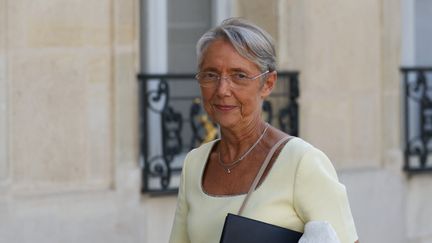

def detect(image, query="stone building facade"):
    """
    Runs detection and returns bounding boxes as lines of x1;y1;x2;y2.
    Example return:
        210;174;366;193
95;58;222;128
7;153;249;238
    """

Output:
0;0;431;242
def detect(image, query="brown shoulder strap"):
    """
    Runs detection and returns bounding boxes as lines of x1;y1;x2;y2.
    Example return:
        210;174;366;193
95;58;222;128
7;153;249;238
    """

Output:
238;136;292;215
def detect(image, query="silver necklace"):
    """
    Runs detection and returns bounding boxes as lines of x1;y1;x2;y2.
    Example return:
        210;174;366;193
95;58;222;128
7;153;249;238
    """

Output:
218;123;270;174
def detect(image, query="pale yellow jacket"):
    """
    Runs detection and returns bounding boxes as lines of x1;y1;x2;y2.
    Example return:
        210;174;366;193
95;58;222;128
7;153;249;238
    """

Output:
169;137;358;243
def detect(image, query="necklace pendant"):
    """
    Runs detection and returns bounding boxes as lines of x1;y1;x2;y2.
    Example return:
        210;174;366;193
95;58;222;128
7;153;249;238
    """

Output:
227;169;231;174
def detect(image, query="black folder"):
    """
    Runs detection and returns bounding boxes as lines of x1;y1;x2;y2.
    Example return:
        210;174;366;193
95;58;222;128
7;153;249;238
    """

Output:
219;213;303;243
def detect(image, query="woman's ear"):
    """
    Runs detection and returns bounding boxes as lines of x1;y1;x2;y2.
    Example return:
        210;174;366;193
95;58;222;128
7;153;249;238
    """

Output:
260;71;277;98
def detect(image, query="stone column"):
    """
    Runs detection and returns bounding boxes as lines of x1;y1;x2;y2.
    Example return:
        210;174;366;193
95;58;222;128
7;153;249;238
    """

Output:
112;0;141;189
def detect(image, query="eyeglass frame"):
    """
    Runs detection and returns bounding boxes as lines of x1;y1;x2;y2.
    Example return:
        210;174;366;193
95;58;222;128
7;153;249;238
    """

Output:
195;70;270;88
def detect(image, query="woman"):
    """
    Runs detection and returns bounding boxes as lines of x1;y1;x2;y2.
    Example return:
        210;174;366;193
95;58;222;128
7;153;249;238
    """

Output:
169;18;358;243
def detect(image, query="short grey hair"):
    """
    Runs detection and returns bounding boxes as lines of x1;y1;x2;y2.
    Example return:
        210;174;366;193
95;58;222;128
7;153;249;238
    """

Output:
196;18;276;72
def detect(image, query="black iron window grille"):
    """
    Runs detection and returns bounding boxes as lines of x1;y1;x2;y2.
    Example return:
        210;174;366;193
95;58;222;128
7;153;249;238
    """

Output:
401;66;432;172
137;71;300;195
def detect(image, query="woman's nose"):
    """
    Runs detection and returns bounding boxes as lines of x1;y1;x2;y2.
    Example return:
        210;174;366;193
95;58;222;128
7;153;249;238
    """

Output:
216;76;232;96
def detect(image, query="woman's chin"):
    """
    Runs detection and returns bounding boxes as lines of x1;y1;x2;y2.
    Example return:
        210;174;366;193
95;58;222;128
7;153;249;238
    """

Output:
213;118;238;129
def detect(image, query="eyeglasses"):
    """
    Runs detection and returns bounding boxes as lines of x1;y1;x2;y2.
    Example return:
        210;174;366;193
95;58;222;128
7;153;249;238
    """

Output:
195;70;269;88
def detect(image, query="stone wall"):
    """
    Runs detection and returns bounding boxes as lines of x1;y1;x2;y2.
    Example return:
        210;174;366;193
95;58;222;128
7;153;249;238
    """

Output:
0;0;156;242
7;0;113;192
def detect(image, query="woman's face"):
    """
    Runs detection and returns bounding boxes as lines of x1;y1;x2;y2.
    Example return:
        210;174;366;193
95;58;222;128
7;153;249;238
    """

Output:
198;39;275;129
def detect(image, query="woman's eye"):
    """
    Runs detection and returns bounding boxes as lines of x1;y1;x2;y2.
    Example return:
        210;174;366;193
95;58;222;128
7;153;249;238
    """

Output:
232;73;248;80
204;72;218;79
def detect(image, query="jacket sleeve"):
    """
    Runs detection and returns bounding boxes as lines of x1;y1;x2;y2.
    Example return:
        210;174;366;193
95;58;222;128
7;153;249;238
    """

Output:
293;147;358;243
169;153;191;243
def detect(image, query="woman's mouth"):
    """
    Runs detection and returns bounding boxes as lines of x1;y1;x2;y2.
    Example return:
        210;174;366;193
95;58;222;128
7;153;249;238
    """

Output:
214;104;237;111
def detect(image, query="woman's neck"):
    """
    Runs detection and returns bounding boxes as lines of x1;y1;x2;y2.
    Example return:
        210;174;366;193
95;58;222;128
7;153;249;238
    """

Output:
218;120;268;162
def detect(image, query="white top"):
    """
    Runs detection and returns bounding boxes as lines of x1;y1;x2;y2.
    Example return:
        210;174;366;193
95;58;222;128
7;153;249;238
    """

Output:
169;137;358;243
